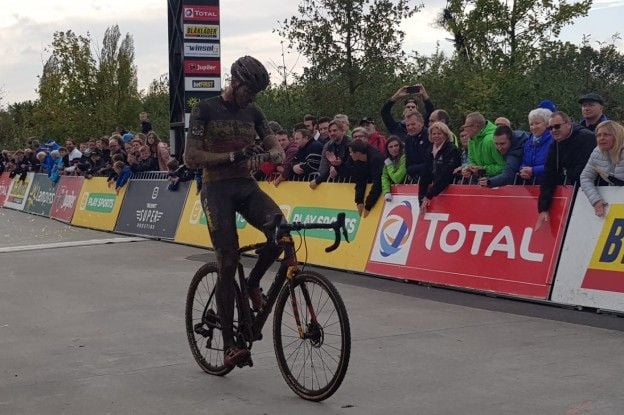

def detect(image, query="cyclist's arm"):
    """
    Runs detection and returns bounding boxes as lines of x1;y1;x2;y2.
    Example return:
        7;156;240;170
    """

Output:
184;104;231;169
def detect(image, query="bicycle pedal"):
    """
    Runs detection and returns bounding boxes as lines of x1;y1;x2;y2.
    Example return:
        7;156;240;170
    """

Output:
194;323;211;338
237;356;253;368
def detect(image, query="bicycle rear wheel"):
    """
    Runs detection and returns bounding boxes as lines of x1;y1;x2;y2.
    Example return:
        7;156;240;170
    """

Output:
273;271;351;401
185;262;242;376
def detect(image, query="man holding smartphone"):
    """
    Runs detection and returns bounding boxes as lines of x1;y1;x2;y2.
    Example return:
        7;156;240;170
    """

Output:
381;84;435;141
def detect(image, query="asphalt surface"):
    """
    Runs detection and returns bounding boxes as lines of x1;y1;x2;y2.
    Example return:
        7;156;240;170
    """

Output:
1;208;623;414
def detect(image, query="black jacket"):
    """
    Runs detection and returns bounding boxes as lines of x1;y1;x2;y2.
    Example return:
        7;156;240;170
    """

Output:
538;124;596;212
293;139;324;176
419;141;461;200
351;145;384;211
405;130;431;180
380;98;434;141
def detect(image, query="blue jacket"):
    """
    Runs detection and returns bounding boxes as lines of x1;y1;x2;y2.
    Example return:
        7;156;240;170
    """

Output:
49;158;64;183
521;130;553;184
487;131;528;187
115;166;132;189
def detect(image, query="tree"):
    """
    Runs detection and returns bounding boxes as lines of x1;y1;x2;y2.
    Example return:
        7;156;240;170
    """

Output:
276;0;421;105
439;0;592;68
141;74;170;141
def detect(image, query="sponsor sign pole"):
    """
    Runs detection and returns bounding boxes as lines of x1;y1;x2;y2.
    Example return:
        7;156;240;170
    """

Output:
181;0;221;141
552;187;624;312
366;185;574;299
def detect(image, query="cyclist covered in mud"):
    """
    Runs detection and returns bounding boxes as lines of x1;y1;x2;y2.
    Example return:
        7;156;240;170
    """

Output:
184;56;285;368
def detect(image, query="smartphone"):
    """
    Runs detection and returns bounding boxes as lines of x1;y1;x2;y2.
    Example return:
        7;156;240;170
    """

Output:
405;85;421;93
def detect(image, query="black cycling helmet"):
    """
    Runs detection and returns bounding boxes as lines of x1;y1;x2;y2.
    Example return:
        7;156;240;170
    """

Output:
230;56;270;94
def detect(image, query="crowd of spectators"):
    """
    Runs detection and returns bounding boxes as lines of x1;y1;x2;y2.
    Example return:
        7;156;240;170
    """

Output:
2;90;623;221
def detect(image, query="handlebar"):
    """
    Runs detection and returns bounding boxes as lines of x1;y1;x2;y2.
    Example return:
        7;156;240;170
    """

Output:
265;213;350;253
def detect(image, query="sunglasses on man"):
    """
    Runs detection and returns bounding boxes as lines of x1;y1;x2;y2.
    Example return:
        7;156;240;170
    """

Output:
547;123;566;131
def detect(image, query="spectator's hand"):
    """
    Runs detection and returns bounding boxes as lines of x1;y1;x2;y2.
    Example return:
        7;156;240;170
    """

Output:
330;157;342;167
276;165;284;173
356;203;364;217
469;165;483;174
273;175;284;187
243;144;265;157
384;193;393;202
420;197;430;214
478;177;489;187
107;180;114;189
115;188;120;195
362;209;370;218
309;180;318;190
453;166;463;175
535;211;550;230
329;166;338;179
325;151;336;163
519;166;533;180
415;84;430;101
391;86;410;102
461;167;472;178
593;201;608;218
292;164;304;175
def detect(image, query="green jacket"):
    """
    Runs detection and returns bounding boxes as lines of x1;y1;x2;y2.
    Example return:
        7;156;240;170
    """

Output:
381;154;407;194
467;121;505;176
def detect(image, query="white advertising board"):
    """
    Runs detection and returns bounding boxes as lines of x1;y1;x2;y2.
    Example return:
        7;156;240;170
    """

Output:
551;187;624;312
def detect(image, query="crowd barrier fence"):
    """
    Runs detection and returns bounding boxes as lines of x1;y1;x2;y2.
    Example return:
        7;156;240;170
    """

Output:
1;171;622;314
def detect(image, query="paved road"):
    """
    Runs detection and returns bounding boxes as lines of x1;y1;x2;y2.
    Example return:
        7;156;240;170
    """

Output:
1;208;623;414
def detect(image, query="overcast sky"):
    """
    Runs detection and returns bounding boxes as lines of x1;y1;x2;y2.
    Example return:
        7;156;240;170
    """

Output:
1;0;622;106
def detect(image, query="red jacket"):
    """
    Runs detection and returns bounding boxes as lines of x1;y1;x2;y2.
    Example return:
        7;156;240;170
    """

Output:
369;132;387;156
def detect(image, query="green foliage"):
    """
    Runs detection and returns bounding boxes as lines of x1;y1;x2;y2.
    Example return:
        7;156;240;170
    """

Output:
141;74;170;142
439;0;592;68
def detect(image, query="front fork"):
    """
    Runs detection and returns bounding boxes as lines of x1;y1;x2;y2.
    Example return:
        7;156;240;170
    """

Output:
283;240;319;339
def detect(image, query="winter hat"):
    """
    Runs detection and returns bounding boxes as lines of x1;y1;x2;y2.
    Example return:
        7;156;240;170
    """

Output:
537;100;557;113
122;133;134;143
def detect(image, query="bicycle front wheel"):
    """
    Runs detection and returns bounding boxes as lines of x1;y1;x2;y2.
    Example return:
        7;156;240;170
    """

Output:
273;271;351;401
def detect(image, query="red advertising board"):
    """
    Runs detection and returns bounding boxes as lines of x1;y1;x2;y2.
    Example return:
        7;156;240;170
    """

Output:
184;59;220;76
50;176;84;222
183;5;219;22
0;172;11;207
366;185;574;299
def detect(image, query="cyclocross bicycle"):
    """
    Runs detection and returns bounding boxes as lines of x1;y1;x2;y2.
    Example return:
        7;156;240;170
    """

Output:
185;213;351;401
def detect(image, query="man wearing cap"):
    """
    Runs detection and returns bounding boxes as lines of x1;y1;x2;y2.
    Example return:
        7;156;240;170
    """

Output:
359;117;387;155
579;93;607;132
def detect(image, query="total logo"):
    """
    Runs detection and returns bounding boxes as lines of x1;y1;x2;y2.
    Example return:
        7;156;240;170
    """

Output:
183;6;219;22
369;196;419;265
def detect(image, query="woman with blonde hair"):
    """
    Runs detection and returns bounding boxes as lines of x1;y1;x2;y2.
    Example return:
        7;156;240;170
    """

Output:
580;120;624;217
419;122;461;213
146;131;171;171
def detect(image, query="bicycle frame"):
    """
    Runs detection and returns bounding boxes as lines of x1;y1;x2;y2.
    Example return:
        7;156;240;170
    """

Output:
235;232;302;345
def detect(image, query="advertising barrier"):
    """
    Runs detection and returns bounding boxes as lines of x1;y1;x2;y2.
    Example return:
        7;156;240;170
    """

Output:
366;185;574;299
23;173;57;217
115;179;190;239
0;172;12;207
175;181;383;272
551;187;624;312
3;173;35;210
50;176;84;222
71;177;127;231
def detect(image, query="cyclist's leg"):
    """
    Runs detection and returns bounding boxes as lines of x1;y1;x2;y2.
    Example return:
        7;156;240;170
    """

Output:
237;179;283;289
201;184;239;349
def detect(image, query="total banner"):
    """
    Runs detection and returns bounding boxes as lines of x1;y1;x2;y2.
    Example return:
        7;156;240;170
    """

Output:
3;173;35;210
115;179;190;239
23;173;57;216
366;185;574;299
71;177;127;231
0;172;12;207
175;181;382;272
50;176;84;222
551;187;624;312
